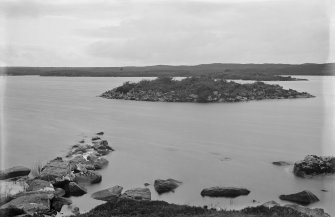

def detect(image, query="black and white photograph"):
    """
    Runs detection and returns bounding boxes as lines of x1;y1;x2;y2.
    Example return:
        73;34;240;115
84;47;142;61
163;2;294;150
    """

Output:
0;0;334;216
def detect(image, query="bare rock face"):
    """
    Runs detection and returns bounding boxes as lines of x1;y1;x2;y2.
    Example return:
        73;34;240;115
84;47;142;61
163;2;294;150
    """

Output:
293;155;335;177
120;188;151;201
200;187;250;198
0;166;31;180
279;190;319;205
91;185;123;202
154;179;182;194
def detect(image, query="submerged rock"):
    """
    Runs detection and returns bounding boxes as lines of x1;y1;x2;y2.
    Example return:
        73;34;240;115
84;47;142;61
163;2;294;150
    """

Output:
91;186;123;202
201;187;250;198
120;188;151;201
293;155;335;177
0;166;31;180
154;179;182;194
279;190;319;205
272;161;292;166
96;132;104;135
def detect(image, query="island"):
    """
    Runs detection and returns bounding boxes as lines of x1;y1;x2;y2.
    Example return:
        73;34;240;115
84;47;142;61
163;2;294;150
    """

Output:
100;76;314;103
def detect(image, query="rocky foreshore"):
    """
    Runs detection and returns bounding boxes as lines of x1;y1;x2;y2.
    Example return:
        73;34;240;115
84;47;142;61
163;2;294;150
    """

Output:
1;134;333;217
100;77;314;103
0;132;114;217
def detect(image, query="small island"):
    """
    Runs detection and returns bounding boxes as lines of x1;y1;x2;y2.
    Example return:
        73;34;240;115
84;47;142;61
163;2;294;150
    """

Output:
100;76;314;103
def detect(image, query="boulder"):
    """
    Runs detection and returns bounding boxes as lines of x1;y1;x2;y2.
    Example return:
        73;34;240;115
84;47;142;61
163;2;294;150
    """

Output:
0;192;51;215
262;201;280;208
284;204;331;217
96;132;104;135
272;161;291;166
91;186;123;202
39;157;71;183
201;187;250;198
73;171;102;184
27;179;54;192
154;179;182;194
51;197;72;212
279;190;319;205
120;188;151;201
0;166;31;180
68;182;87;196
92;140;113;156
293;155;335;177
92;137;101;141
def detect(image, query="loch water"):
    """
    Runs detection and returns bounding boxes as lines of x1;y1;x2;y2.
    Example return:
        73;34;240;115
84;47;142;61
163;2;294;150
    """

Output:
1;76;334;216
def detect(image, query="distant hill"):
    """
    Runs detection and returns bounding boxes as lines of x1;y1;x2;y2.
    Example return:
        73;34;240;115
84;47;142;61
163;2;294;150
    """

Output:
0;63;334;78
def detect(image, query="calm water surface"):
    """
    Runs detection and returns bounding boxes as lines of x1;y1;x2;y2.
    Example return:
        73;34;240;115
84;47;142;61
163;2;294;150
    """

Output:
0;76;334;216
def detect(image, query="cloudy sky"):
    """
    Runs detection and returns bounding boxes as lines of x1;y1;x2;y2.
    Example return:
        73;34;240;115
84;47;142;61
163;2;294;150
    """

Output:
0;0;334;66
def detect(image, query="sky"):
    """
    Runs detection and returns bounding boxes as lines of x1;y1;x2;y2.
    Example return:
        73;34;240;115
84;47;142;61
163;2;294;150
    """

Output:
0;0;334;66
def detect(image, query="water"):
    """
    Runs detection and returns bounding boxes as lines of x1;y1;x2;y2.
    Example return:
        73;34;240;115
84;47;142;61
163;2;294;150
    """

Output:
0;76;334;215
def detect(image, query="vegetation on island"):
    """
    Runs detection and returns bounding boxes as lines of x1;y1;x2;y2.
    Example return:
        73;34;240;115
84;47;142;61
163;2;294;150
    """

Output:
100;76;314;103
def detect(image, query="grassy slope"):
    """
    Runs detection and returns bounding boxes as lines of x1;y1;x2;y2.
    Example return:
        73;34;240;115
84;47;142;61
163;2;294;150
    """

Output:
75;199;309;217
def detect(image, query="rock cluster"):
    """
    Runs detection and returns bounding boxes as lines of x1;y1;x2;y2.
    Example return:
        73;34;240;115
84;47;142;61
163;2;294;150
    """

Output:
0;132;114;217
293;155;335;177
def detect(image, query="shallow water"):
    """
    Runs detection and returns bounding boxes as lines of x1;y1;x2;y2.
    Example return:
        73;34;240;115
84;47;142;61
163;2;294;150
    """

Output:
0;76;334;216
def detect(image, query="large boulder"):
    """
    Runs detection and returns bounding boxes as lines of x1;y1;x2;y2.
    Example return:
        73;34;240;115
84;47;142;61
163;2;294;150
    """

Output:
154;179;182;194
73;171;102;184
293;155;335;177
0;166;31;180
68;182;87;196
39;157;71;183
120;188;151;201
26;179;54;192
0;192;51;215
279;190;319;205
200;187;250;198
91;186;123;202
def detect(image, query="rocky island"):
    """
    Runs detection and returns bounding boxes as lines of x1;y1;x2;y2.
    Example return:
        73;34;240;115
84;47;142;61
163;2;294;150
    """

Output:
100;76;314;103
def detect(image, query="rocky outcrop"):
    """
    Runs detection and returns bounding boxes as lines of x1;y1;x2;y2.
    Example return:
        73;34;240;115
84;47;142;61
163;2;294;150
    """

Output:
272;161;292;166
91;186;123;202
0;166;31;180
279;190;319;205
101;77;315;103
154;179;182;194
120;188;151;201
200;187;250;198
293;155;335;177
